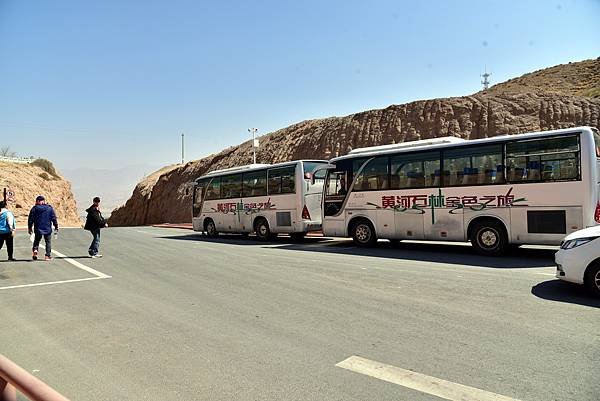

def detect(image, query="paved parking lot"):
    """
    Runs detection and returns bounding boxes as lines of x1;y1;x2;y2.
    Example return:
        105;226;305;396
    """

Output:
1;227;598;401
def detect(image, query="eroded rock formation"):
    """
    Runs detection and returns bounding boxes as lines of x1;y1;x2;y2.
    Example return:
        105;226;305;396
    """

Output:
0;162;81;228
109;59;600;226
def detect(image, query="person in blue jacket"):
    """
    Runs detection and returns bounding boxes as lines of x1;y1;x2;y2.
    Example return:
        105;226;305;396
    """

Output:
0;200;17;261
27;195;59;261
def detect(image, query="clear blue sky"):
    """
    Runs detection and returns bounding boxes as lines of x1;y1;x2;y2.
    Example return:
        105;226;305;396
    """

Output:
1;0;598;171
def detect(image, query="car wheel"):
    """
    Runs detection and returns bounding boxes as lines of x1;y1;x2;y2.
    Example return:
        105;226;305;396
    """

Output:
255;218;271;242
351;219;377;247
204;219;218;238
584;263;600;298
470;220;508;256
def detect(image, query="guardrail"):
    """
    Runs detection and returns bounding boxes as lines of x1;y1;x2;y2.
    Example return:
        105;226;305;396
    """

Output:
0;354;71;401
0;156;35;164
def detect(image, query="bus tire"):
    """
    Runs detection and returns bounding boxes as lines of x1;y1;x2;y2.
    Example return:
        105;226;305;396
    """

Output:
204;219;218;238
469;219;508;256
583;262;600;298
254;218;271;242
350;219;377;247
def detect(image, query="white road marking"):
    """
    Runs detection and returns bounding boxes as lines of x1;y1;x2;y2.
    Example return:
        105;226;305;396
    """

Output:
0;277;106;290
0;240;111;291
536;273;556;276
336;356;522;401
49;249;111;279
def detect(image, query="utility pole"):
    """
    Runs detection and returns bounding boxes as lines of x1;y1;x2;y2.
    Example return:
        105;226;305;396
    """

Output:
248;128;258;164
181;133;185;164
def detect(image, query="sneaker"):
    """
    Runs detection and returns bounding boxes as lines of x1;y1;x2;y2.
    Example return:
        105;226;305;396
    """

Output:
32;250;38;260
7;258;16;261
44;255;52;261
91;254;103;258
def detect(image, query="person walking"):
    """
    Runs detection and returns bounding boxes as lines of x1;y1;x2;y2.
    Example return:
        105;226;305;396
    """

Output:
84;197;107;258
27;195;59;261
0;200;17;261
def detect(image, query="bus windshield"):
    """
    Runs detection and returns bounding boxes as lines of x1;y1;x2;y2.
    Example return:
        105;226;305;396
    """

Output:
303;161;328;181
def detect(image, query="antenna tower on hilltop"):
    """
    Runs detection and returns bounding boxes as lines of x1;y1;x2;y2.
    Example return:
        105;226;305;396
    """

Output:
481;67;491;91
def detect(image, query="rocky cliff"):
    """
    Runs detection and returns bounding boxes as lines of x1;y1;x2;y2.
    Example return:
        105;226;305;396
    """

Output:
109;58;600;226
0;160;81;228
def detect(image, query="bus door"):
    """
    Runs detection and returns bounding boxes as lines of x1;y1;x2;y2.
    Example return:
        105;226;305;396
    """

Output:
192;180;207;231
302;161;328;225
323;166;351;237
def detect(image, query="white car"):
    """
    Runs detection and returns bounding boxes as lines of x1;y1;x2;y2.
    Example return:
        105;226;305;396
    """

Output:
555;225;600;297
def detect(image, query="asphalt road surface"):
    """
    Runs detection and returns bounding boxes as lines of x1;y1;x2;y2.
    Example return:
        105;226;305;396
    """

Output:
1;227;598;401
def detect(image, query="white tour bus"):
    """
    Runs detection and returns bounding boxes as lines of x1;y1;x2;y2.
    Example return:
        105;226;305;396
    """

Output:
321;126;600;255
192;160;328;240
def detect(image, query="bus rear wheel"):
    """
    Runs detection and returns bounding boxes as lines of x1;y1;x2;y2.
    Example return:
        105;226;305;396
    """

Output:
255;218;271;242
469;220;508;256
351;219;377;247
204;219;218;238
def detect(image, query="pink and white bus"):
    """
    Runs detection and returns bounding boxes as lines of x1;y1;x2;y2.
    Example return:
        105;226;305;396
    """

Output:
321;127;600;255
193;160;328;240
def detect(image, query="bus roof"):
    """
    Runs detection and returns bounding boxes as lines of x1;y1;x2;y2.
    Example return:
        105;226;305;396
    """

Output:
196;159;328;181
330;126;595;163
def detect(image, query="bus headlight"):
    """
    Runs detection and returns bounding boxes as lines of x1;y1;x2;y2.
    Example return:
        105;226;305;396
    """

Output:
560;236;599;250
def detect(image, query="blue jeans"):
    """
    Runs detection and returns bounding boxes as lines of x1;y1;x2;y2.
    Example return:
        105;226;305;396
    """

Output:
89;229;101;255
33;233;52;257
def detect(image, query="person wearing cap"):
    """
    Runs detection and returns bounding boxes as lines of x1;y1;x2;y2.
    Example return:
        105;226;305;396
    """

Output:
84;196;107;258
0;200;17;261
27;195;59;261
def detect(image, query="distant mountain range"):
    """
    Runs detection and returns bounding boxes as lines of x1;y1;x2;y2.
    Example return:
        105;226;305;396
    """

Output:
61;164;160;218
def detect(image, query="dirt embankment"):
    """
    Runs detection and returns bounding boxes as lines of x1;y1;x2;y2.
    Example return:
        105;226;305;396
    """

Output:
0;161;81;228
109;57;600;226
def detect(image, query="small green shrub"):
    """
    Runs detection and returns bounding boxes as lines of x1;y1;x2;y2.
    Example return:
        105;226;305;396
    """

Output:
38;172;50;180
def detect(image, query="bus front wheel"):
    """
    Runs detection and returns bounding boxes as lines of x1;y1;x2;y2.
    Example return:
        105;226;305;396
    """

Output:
470;220;508;256
351;219;377;247
255;218;271;242
205;219;218;238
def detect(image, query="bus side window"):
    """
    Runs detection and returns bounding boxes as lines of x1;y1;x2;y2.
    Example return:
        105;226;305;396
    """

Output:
268;166;296;195
507;136;579;183
242;170;267;197
205;178;221;200
443;145;502;186
391;151;440;189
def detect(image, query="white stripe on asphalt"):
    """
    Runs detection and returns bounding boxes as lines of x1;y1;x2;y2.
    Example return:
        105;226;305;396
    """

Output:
336;356;521;401
49;249;111;279
33;241;111;279
0;238;112;290
0;277;106;290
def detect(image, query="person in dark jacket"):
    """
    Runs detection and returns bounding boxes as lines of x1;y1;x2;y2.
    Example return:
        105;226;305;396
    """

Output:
28;195;59;261
84;197;107;258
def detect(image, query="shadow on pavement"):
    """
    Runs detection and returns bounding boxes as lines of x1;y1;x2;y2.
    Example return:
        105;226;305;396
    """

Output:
531;280;600;308
158;233;555;269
